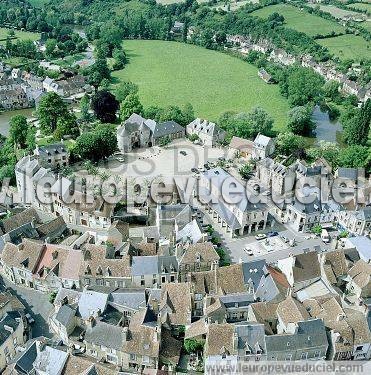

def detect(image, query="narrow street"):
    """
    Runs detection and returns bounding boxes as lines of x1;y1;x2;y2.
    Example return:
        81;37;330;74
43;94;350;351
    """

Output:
0;275;55;339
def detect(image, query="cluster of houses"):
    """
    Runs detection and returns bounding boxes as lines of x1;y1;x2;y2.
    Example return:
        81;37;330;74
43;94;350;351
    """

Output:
0;63;44;110
0;198;371;372
226;34;371;103
0;61;92;110
0;110;369;372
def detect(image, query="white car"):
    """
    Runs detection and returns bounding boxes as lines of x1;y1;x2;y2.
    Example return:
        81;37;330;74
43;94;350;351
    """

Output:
255;234;267;241
244;247;254;256
261;191;271;196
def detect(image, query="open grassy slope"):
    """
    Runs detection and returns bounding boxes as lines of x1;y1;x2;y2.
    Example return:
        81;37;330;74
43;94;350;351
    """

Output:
112;40;290;130
317;34;371;62
251;4;346;37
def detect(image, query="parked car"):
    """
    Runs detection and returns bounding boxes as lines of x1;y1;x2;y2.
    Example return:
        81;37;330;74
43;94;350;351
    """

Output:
25;313;35;324
191;168;198;173
281;235;289;243
180;150;187;156
204;163;210;170
262;191;271;196
267;231;279;237
244;246;254;256
255;234;267;240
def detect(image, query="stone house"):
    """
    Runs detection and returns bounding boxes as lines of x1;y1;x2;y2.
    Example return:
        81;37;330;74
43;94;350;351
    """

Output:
117;113;185;153
252;134;275;160
131;255;178;287
80;244;132;289
265;319;328;361
277;252;322;293
199;168;268;237
186;118;225;146
34;142;69;169
177;242;219;282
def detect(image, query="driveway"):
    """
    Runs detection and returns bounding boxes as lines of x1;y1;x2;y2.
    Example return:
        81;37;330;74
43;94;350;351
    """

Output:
0;276;55;338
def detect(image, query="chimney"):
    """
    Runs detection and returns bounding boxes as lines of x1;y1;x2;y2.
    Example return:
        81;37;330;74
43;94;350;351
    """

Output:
86;315;95;329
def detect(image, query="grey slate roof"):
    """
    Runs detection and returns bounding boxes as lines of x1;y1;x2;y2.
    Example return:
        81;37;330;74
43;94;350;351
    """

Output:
55;304;76;327
15;341;37;374
241;260;267;290
265;319;327;353
235;322;266;354
131;255;178;276
220;293;255;308
131;255;158;276
0;311;22;346
109;289;146;311
78;290;108;320
84;321;126;350
357;207;371;221
153;121;184;138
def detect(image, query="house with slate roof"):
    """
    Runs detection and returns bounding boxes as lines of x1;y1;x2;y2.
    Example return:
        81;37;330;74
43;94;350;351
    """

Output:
199;168;268;237
186;118;225;146
131;255;178;287
0;309;27;371
117;113;185;153
338;207;371;237
252;134;275;160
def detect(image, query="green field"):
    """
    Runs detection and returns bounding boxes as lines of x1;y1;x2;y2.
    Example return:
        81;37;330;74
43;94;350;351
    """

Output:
349;2;371;12
317;34;371;62
0;27;40;44
251;4;346;37
112;40;290;130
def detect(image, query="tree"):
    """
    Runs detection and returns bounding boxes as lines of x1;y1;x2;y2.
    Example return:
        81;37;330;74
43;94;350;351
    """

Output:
37;92;70;134
74;127;117;162
87;58;111;90
80;94;92;122
115;81;138;102
282;67;324;106
91;90;119;123
275;132;306;156
343;99;371;146
338;145;370;170
9;115;28;148
239;163;253;180
112;48;127;70
287;106;315;136
181;103;195;126
184;339;204;354
246;107;274;138
159;105;184;125
54;113;79;140
120;93;143;121
323;80;340;102
307;141;340;169
311;223;322;236
45;38;57;57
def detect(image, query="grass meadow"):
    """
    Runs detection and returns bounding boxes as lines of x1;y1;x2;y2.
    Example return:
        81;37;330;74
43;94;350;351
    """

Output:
112;40;290;130
317;34;371;62
251;4;346;37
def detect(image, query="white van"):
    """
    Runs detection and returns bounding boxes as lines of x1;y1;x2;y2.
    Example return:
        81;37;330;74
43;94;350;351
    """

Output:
321;229;330;243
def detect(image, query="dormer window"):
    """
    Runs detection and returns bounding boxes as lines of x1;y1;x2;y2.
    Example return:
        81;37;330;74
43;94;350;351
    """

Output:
96;266;103;275
106;267;112;276
85;265;91;275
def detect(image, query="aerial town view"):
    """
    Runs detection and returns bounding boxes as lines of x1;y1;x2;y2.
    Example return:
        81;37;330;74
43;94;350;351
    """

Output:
0;0;370;373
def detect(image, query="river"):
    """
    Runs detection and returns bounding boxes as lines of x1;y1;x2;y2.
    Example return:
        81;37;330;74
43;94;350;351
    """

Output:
312;105;343;144
0;108;35;137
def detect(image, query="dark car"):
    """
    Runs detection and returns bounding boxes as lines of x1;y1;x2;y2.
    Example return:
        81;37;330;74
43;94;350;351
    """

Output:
191;168;198;173
204;163;210;170
267;231;279;237
180;150;187;156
